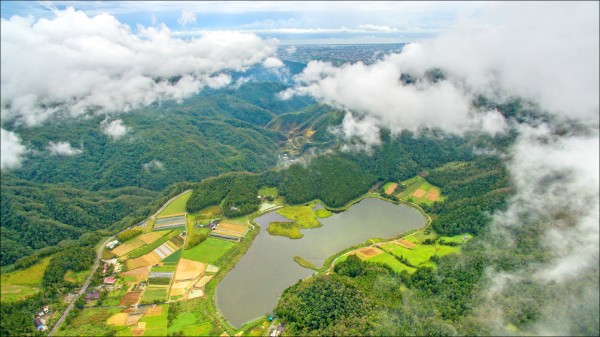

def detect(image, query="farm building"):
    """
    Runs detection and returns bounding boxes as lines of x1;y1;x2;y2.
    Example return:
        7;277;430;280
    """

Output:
104;277;117;285
106;240;119;249
85;292;100;303
269;323;285;337
33;318;47;332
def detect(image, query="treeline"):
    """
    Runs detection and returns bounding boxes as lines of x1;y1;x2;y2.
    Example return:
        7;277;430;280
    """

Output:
42;245;95;294
0;175;159;266
424;156;511;236
280;156;377;207
186;155;377;214
276;249;487;336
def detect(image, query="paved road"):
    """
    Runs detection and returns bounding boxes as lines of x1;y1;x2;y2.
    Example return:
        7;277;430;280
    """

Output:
48;235;115;336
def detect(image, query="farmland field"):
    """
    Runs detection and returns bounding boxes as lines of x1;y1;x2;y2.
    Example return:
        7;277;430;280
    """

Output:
212;221;248;238
162;249;182;263
1;256;51;302
59;307;122;336
181;238;235;265
381;243;437;268
397;176;445;206
383;182;398;195
139;304;169;336
363;252;416;274
141;288;169;304
167;299;216;336
158;190;192;217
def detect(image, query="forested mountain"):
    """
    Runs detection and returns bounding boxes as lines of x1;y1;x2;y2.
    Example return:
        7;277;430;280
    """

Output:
0;82;319;266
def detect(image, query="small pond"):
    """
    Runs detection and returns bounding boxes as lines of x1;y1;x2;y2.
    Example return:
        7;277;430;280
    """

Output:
216;197;426;328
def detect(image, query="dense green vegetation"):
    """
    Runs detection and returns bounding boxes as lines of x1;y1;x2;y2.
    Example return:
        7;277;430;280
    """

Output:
116;228;143;242
267;222;303;239
280;156;377;207
424;157;511;236
42;246;95;294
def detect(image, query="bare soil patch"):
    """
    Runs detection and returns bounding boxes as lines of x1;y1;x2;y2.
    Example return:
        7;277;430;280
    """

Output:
126;252;162;270
132;322;146;336
120;266;151;283
395;239;416;249
194;275;215;288
112;240;144;257
212;221;247;238
169;281;189;297
144;305;163;316
385;183;398;195
355;246;385;259
120;291;142;306
138;232;164;244
107;312;128;326
427;189;440;201
411;189;426;198
174;259;206;281
188;288;204;299
125;313;144;327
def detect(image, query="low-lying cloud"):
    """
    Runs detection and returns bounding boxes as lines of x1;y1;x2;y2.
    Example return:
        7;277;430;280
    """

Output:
102;119;130;140
142;159;165;172
282;2;598;142
46;141;83;156
282;2;599;334
1;128;28;170
0;6;277;127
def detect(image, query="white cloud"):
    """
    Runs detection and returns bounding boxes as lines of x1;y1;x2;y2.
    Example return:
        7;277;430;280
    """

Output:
142;159;165;172
46;141;83;156
356;24;397;32
102;119;130;140
177;9;196;26
282;2;599;143
0;7;278;126
285;46;296;55
1;128;28;170
263;57;284;68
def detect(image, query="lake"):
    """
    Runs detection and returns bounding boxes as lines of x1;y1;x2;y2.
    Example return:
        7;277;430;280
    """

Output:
215;197;427;328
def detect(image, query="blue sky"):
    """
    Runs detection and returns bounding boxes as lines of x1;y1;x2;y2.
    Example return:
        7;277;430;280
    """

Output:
0;1;481;44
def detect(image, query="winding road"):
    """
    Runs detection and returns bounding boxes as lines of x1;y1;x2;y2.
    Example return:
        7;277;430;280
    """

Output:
48;235;115;336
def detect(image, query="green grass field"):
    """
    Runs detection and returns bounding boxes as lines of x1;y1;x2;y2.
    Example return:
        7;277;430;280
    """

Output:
59;307;122;336
267;222;303;239
141;288;169;304
258;187;278;197
151;264;177;273
277;205;321;228
435;245;461;256
139;304;169;336
158;190;192;217
381;243;437;268
181;237;235;265
167;299;215;336
397;176;445;206
162;249;182;263
439;233;473;244
1;256;51;302
364;252;416;274
315;208;333;218
64;269;90;284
